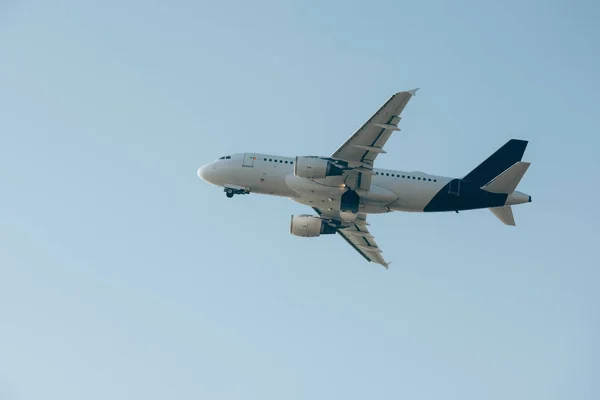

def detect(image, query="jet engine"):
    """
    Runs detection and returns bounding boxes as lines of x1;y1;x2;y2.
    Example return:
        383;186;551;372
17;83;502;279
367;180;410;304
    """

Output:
294;157;344;179
290;215;337;237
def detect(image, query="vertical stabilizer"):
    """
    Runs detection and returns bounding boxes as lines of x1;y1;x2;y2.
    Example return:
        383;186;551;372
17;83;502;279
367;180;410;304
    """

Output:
464;140;528;186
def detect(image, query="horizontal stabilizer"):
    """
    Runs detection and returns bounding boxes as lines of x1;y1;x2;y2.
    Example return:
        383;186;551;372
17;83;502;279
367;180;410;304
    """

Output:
489;206;515;226
482;162;531;194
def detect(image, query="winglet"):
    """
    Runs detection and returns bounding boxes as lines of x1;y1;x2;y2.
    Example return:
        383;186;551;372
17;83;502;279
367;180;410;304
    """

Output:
407;88;419;96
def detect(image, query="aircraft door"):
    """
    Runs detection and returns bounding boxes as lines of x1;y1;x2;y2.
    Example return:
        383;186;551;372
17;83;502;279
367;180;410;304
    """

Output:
242;153;255;167
448;179;460;195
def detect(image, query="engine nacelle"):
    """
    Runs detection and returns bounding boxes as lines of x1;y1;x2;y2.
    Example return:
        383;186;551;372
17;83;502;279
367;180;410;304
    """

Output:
294;157;344;179
290;215;337;237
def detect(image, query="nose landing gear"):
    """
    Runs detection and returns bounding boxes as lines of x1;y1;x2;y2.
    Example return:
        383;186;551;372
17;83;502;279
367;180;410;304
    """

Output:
223;186;249;198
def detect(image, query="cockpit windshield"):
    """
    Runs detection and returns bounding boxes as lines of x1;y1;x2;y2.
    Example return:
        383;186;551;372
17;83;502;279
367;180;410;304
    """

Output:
218;155;232;160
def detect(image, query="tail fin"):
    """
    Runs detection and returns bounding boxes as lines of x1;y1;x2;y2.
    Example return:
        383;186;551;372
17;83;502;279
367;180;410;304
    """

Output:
481;161;530;194
464;139;528;186
489;206;516;226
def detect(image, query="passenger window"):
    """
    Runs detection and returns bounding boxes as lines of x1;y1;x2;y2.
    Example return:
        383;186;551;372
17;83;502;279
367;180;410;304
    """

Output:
269;159;272;161
418;177;421;180
402;175;405;178
290;161;293;164
285;161;288;163
434;179;437;182
280;160;283;163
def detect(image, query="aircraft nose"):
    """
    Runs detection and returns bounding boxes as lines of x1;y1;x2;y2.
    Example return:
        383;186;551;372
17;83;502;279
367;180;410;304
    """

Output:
197;164;211;182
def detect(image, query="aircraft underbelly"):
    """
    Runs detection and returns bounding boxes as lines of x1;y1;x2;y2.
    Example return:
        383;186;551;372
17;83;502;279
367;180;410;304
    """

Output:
284;175;395;214
244;170;446;214
291;195;390;214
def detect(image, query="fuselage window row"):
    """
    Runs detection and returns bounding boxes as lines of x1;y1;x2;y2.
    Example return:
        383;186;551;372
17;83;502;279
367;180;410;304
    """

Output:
251;159;438;182
263;157;293;164
375;171;436;182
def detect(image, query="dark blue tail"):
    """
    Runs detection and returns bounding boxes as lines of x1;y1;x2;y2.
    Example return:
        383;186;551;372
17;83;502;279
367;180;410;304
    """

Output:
463;139;528;186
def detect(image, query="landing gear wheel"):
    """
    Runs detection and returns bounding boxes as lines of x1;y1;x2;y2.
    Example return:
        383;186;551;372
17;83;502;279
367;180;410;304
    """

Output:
225;188;234;198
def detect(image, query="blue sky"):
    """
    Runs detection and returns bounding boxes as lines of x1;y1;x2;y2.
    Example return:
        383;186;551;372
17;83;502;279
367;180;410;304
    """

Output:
0;1;598;399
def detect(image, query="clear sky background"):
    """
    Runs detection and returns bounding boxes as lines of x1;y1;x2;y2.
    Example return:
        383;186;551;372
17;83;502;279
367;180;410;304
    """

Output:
1;1;598;399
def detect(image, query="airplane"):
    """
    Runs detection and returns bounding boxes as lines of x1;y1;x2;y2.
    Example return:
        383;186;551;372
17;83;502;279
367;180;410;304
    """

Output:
197;89;532;268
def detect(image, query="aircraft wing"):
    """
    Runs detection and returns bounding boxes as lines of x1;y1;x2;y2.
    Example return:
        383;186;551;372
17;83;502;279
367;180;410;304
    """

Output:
331;89;418;165
313;208;390;269
330;89;418;190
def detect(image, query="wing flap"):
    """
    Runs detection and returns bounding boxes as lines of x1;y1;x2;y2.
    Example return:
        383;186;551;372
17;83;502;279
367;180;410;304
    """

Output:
313;207;389;268
337;223;390;268
371;122;400;131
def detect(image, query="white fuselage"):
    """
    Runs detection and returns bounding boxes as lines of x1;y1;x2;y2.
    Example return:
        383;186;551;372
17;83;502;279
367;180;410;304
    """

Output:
197;152;530;215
